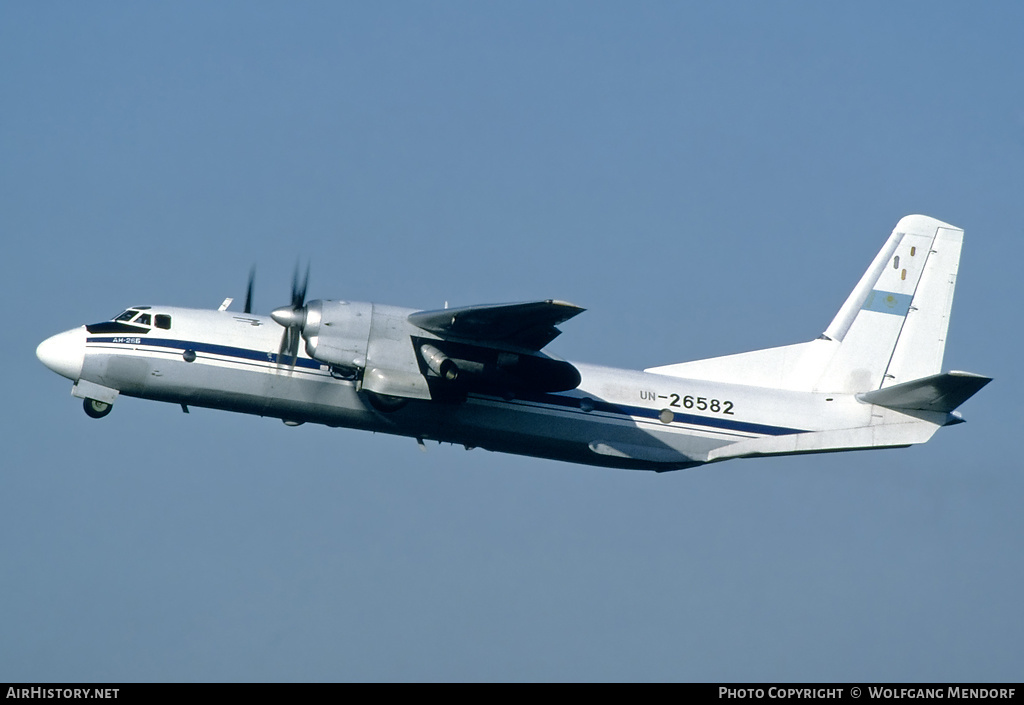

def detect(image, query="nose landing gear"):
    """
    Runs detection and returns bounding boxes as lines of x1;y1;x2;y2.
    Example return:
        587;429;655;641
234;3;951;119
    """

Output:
83;398;112;419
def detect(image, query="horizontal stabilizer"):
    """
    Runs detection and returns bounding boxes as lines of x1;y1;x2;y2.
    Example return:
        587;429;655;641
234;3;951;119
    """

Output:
856;371;991;413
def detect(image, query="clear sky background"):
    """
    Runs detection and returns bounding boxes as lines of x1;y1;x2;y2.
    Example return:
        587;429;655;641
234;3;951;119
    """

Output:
2;2;1021;682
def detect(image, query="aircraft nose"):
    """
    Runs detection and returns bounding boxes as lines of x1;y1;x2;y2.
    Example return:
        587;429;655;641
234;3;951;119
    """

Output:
36;327;86;381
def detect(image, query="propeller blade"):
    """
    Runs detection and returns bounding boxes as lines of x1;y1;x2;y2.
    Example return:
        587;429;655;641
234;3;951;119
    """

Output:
292;263;310;310
244;267;255;314
287;327;300;366
276;326;299;369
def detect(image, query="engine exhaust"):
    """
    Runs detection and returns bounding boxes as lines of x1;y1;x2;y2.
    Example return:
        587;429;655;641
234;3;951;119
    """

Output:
420;343;459;381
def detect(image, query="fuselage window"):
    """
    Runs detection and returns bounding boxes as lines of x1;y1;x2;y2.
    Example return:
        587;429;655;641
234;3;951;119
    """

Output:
115;310;140;322
136;313;152;326
155;314;171;330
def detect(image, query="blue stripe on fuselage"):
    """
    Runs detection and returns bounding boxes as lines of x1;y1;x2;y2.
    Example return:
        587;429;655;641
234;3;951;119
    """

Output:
87;336;323;370
510;390;803;436
87;336;805;437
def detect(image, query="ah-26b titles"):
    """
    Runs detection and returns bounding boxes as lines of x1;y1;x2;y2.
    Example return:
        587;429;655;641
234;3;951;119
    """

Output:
37;215;989;472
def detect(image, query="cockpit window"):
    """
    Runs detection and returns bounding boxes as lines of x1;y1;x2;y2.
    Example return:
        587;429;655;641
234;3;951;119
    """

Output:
115;310;139;322
155;314;171;330
135;313;152;326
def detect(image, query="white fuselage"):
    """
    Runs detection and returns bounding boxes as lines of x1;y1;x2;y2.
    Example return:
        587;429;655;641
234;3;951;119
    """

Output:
38;305;912;472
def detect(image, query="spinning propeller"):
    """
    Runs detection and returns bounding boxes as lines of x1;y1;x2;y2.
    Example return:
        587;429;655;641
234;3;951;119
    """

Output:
269;264;310;369
243;266;255;314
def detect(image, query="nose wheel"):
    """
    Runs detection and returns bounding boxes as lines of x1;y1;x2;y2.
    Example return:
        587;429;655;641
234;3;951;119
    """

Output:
83;398;112;419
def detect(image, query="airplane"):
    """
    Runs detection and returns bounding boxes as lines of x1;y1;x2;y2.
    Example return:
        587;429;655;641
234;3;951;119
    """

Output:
36;214;990;472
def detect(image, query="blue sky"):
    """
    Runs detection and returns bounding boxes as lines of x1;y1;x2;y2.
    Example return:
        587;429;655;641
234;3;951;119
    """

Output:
2;2;1022;681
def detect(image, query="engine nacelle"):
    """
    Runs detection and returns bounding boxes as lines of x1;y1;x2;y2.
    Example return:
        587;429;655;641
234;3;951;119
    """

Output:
302;301;433;401
301;299;373;369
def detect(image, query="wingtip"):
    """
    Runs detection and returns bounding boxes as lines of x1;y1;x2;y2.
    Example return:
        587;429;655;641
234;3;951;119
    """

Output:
546;299;586;312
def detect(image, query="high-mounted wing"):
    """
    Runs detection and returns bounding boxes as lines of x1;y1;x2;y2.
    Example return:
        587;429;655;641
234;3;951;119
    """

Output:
403;299;585;395
408;299;585;351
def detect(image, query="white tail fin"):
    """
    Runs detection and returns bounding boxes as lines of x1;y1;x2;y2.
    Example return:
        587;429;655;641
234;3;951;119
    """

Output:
646;215;965;394
815;215;962;392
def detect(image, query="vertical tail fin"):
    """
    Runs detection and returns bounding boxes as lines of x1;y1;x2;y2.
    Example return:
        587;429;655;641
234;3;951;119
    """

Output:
814;214;963;392
645;215;966;395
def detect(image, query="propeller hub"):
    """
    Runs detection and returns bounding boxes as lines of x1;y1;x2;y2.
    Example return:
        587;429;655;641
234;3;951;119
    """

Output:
271;306;306;329
271;263;311;370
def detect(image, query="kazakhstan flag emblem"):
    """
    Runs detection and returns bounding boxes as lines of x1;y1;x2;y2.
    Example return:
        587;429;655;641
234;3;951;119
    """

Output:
862;289;913;316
